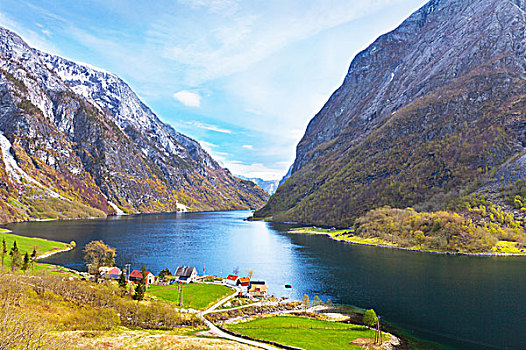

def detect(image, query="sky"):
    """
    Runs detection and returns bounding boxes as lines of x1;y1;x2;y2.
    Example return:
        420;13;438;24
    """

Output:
0;0;428;180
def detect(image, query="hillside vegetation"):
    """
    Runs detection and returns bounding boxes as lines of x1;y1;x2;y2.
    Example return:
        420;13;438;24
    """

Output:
354;204;526;254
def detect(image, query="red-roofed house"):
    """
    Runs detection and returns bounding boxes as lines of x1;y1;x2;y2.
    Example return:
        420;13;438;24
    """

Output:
129;270;155;284
239;277;251;292
223;274;240;287
99;266;122;280
106;267;122;280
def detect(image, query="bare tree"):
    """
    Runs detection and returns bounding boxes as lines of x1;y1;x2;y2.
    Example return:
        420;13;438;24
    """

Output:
83;240;116;282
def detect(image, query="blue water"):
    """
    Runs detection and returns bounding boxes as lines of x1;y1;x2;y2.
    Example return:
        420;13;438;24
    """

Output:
6;211;526;349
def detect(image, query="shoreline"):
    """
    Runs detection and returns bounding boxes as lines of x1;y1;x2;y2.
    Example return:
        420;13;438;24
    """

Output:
37;245;74;260
290;229;526;257
1;208;256;226
0;228;75;260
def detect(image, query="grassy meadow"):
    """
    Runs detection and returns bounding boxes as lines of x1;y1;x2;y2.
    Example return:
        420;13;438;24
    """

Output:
226;316;383;350
147;283;233;310
0;229;70;257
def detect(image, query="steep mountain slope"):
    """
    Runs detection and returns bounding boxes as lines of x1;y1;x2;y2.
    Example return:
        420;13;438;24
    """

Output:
0;26;267;223
256;0;526;227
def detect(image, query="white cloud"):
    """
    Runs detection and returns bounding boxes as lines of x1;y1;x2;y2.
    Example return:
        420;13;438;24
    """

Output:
185;121;232;134
173;90;201;107
153;0;405;85
242;144;253;150
222;161;284;181
177;0;240;15
200;140;218;150
0;12;59;54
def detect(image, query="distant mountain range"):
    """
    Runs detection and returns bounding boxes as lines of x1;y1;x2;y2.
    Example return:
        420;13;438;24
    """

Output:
236;176;280;195
256;0;526;227
0;26;268;223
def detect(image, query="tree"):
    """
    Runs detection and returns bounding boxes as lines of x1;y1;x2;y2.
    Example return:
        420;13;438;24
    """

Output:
133;264;147;301
312;295;322;307
83;240;116;282
1;239;6;272
363;309;377;328
30;248;37;274
159;268;171;280
9;241;20;272
233;266;240;275
302;294;310;312
21;252;29;273
118;271;127;293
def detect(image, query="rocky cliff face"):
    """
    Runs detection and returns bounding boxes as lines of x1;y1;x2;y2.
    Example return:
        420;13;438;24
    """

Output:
256;0;526;226
0;26;267;223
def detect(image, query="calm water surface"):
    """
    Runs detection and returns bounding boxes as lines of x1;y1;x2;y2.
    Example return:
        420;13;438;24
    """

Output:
6;211;526;350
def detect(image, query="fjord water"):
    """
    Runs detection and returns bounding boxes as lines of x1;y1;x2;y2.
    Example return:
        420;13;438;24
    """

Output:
6;211;525;349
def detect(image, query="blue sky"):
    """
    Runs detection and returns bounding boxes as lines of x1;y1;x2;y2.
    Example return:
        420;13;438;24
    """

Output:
0;0;428;180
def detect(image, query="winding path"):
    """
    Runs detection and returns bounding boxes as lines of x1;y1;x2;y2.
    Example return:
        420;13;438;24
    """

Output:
198;286;281;350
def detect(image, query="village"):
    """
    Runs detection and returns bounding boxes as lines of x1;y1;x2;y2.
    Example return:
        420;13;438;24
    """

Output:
95;264;269;300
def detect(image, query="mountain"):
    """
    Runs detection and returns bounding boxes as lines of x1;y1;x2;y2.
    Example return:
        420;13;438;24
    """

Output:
255;0;526;227
0;26;268;224
236;176;280;195
278;165;292;188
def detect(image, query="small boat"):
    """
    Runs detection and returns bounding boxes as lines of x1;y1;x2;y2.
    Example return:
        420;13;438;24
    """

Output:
284;284;292;289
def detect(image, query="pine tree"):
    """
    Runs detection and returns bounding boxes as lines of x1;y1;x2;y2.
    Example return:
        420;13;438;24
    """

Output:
133;264;147;301
22;252;30;272
9;241;20;272
118;271;127;290
31;248;37;274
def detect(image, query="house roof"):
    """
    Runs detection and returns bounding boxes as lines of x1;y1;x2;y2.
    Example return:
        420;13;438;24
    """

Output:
226;275;239;281
250;281;266;285
175;266;196;277
108;267;121;275
130;270;153;278
239;277;251;285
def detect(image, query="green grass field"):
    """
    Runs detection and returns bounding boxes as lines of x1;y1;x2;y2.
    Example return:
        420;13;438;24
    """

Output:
0;230;69;257
147;283;232;310
227;316;381;350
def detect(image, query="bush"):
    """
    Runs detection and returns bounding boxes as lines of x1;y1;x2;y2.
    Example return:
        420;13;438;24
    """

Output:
363;309;377;328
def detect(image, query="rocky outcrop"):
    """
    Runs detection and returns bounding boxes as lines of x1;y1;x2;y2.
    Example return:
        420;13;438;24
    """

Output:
0;26;267;223
256;0;526;226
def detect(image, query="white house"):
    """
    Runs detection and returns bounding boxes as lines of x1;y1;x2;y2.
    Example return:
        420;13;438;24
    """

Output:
174;266;198;283
223;274;240;287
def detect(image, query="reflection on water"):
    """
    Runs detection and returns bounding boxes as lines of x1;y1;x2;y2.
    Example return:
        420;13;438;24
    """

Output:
6;211;526;350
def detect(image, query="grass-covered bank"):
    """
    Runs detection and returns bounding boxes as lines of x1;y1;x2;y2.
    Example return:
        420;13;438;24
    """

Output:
290;203;526;255
0;228;72;258
226;316;388;350
147;283;233;310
